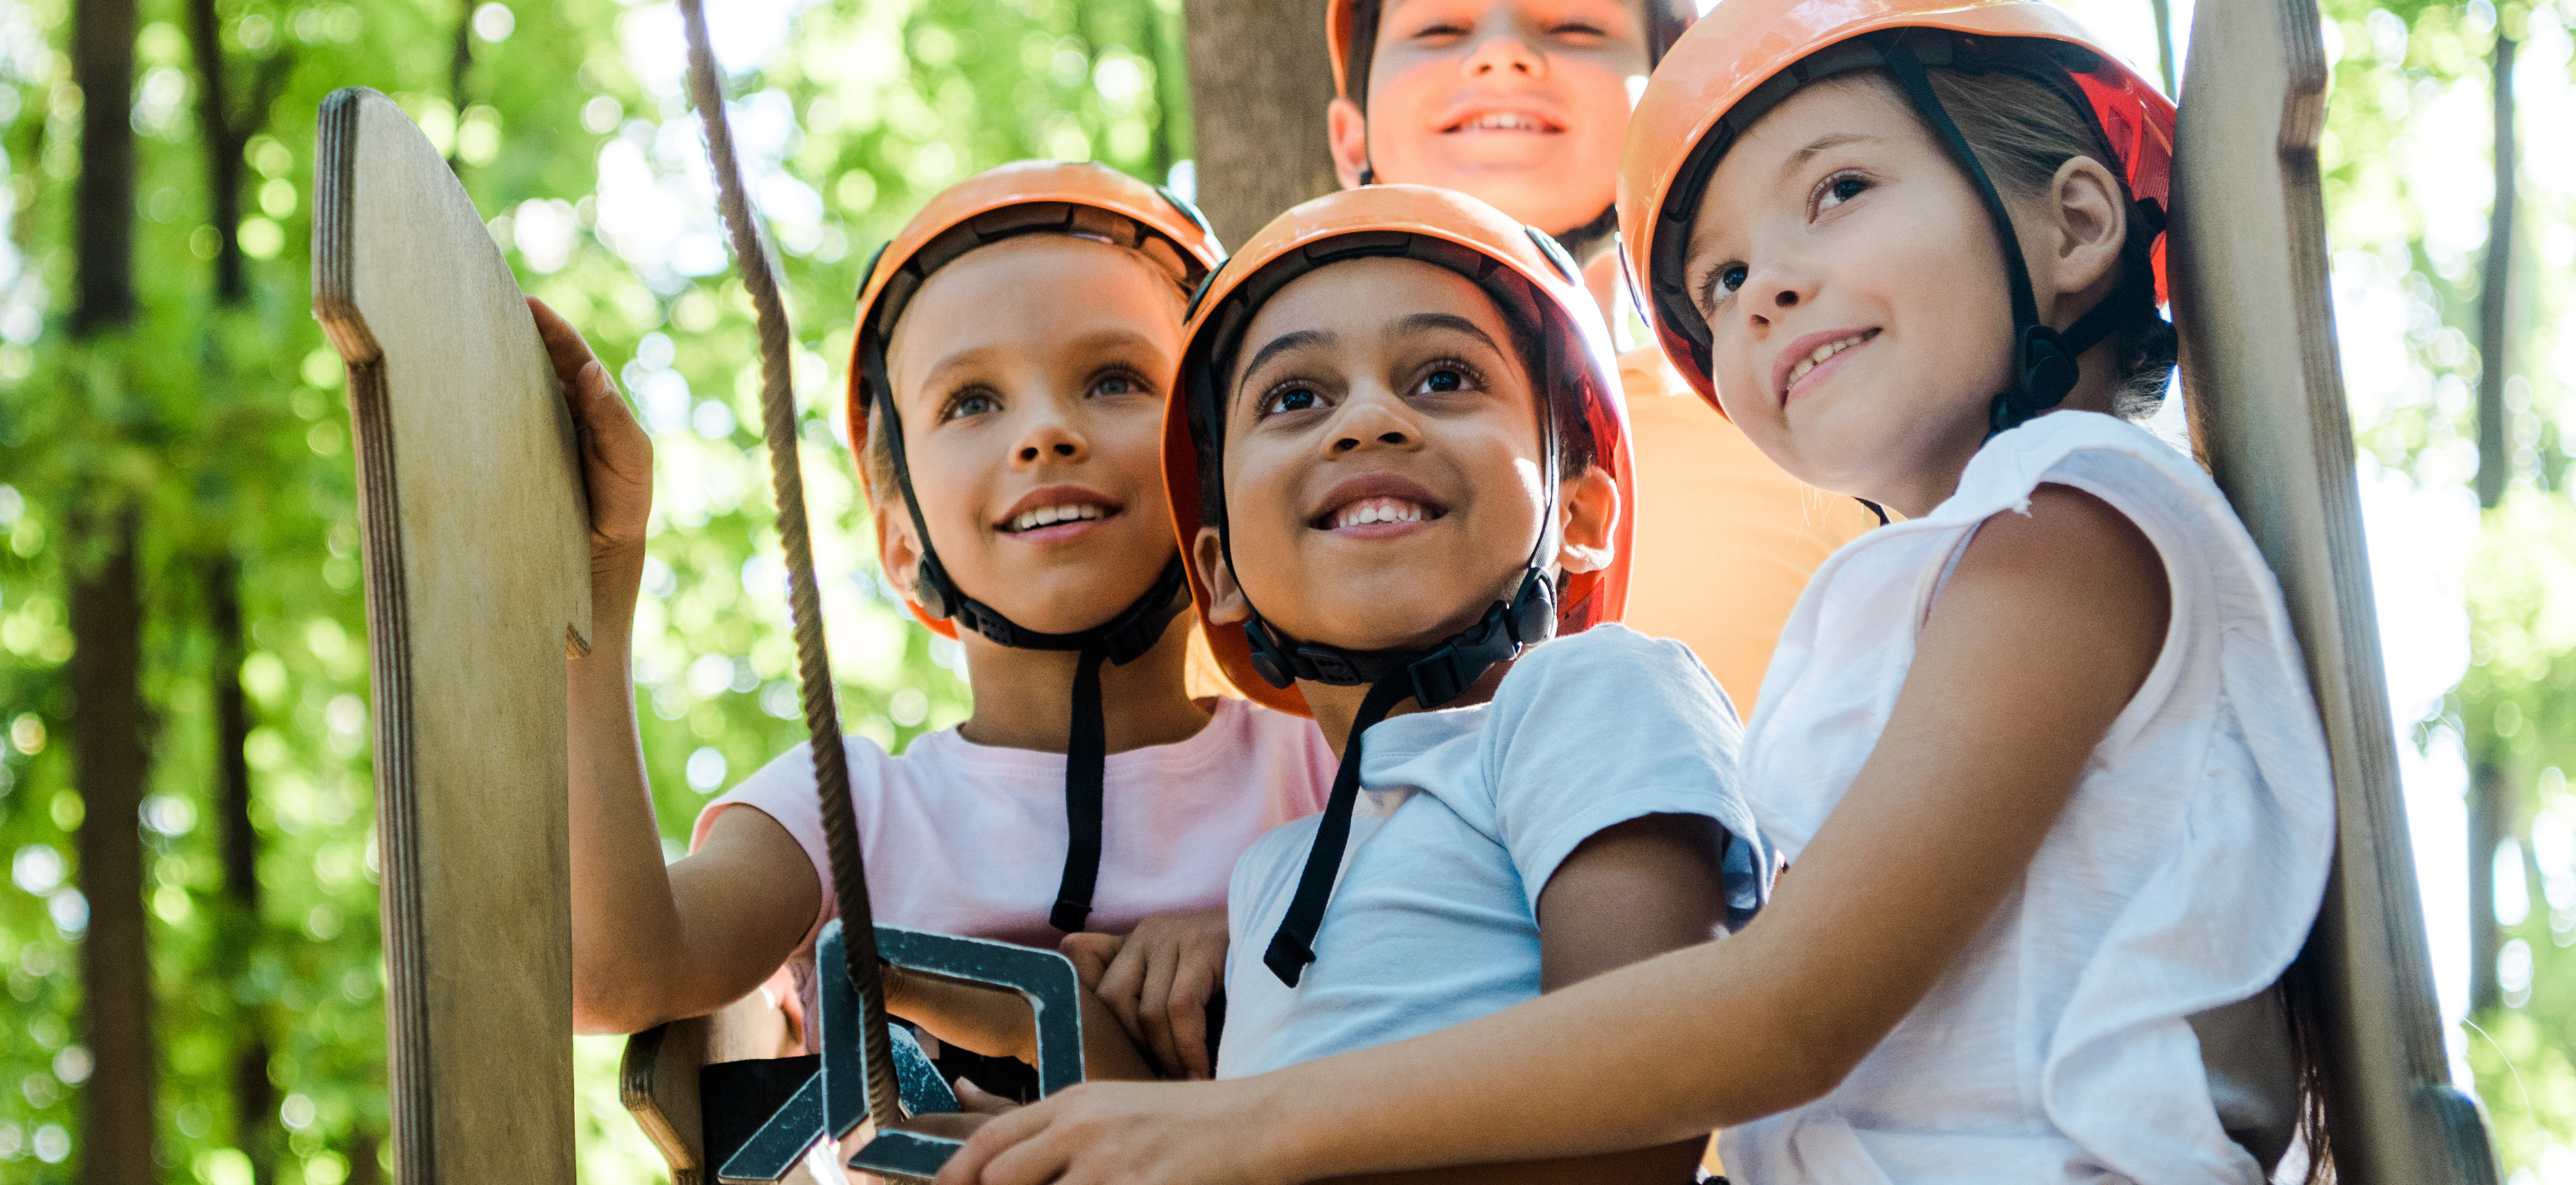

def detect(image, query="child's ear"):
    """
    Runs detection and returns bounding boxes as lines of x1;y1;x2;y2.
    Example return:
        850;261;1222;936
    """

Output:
1192;526;1252;625
2040;155;2129;322
879;496;925;598
1328;97;1370;190
1555;466;1620;576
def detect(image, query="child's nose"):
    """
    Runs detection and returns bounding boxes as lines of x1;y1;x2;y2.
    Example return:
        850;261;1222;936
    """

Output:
1329;394;1418;453
1464;30;1544;78
1015;428;1088;465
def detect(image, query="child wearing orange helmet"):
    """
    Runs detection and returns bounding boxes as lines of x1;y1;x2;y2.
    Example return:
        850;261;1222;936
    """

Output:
546;161;1338;1099
931;3;2336;1181
1320;0;1879;715
925;183;1765;1183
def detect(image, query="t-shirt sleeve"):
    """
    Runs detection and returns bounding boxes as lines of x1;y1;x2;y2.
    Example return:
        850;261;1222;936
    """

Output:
1480;626;1757;918
691;738;862;951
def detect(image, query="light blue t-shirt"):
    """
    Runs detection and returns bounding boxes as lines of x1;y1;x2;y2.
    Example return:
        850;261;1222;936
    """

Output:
1216;624;1766;1079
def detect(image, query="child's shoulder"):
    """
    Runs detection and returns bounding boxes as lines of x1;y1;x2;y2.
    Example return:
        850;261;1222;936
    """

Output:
1505;623;1723;701
1488;624;1740;742
1942;410;2224;533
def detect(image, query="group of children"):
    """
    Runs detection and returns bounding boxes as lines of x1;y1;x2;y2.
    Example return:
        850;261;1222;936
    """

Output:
541;0;2339;1181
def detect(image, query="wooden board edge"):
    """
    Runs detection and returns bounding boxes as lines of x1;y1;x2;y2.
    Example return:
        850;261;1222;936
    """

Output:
312;87;383;366
346;346;436;1184
322;89;435;1182
623;1023;706;1185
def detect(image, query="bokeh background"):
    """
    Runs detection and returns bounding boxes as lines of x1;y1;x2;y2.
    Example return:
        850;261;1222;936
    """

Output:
0;0;2570;1181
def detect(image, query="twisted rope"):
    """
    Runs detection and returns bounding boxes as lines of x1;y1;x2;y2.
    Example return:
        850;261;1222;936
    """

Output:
675;0;903;1140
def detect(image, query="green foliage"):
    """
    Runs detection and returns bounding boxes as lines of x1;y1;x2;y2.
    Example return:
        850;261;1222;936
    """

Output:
4;0;2570;1179
2311;0;2576;1170
0;0;1183;1180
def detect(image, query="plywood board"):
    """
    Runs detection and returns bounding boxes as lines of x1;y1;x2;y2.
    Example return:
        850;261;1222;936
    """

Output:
312;86;587;1185
623;995;799;1185
2168;2;2497;1178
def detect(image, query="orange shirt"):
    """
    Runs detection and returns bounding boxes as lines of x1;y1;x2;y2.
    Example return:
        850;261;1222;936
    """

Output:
1614;348;1878;714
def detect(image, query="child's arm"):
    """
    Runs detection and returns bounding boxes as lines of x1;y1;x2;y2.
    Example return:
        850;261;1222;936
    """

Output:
537;298;819;1034
931;486;2170;1185
1063;908;1231;1079
883;964;1157;1081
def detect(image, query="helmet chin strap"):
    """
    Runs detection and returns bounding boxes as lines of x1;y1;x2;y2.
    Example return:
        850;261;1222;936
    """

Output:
1229;314;1568;988
1877;36;2148;442
864;338;1189;934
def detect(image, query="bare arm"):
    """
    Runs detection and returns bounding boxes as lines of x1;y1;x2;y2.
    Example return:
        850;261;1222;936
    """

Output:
934;486;2171;1184
541;297;817;1034
1066;909;1231;1080
883;966;1158;1082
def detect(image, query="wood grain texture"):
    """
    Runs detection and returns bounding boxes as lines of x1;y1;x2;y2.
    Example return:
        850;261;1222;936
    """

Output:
1182;0;1341;247
2168;2;2498;1179
313;86;588;1185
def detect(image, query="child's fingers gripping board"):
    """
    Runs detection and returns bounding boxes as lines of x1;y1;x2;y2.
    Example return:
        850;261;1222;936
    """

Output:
2167;0;2496;1174
311;86;591;1185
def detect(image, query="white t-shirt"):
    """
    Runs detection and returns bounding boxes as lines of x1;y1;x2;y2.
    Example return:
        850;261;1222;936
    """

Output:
1216;625;1767;1079
694;697;1336;1021
1719;412;2336;1183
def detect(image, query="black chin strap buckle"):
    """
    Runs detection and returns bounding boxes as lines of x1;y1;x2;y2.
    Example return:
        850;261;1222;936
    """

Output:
1240;570;1555;707
1991;322;2082;435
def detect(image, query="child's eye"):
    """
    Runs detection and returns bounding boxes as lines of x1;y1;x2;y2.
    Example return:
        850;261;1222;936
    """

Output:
1090;370;1152;399
942;390;1001;422
1259;385;1323;417
1816;173;1871;213
1412;366;1472;396
1694;264;1747;319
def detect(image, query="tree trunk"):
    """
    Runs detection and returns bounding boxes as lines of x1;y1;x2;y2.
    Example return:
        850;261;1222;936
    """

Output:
72;0;136;331
448;1;472;172
71;0;152;1181
1180;0;1339;247
71;513;154;1185
188;3;283;1170
2475;34;2515;509
2470;758;2509;1012
210;560;276;1185
188;0;247;301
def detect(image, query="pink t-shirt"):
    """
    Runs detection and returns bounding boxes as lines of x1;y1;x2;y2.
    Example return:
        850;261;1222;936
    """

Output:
694;696;1334;966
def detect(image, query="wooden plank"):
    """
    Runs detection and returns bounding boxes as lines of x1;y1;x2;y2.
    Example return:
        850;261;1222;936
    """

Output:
312;85;588;1185
623;994;800;1185
2168;1;2497;1178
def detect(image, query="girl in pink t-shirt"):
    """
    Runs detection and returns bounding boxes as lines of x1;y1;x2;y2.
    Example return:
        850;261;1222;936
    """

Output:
549;162;1334;1097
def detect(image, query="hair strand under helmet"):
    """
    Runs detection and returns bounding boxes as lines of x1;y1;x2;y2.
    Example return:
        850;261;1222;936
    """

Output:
848;160;1223;934
1162;184;1635;986
1616;0;2175;436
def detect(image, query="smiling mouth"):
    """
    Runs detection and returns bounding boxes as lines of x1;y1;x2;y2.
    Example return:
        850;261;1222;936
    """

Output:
1783;330;1878;393
1442;111;1561;134
1314;496;1442;531
1001;503;1116;533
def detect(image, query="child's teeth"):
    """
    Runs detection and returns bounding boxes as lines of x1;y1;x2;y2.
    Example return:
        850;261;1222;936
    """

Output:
1010;504;1105;532
1786;334;1866;389
1334;497;1427;528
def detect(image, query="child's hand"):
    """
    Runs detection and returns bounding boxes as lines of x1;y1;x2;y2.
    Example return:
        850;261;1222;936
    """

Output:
931;1079;1292;1185
1061;909;1227;1080
528;297;654;578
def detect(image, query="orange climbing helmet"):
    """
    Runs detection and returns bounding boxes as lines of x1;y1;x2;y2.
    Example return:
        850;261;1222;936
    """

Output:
1617;0;2174;425
1162;184;1636;717
844;159;1223;638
